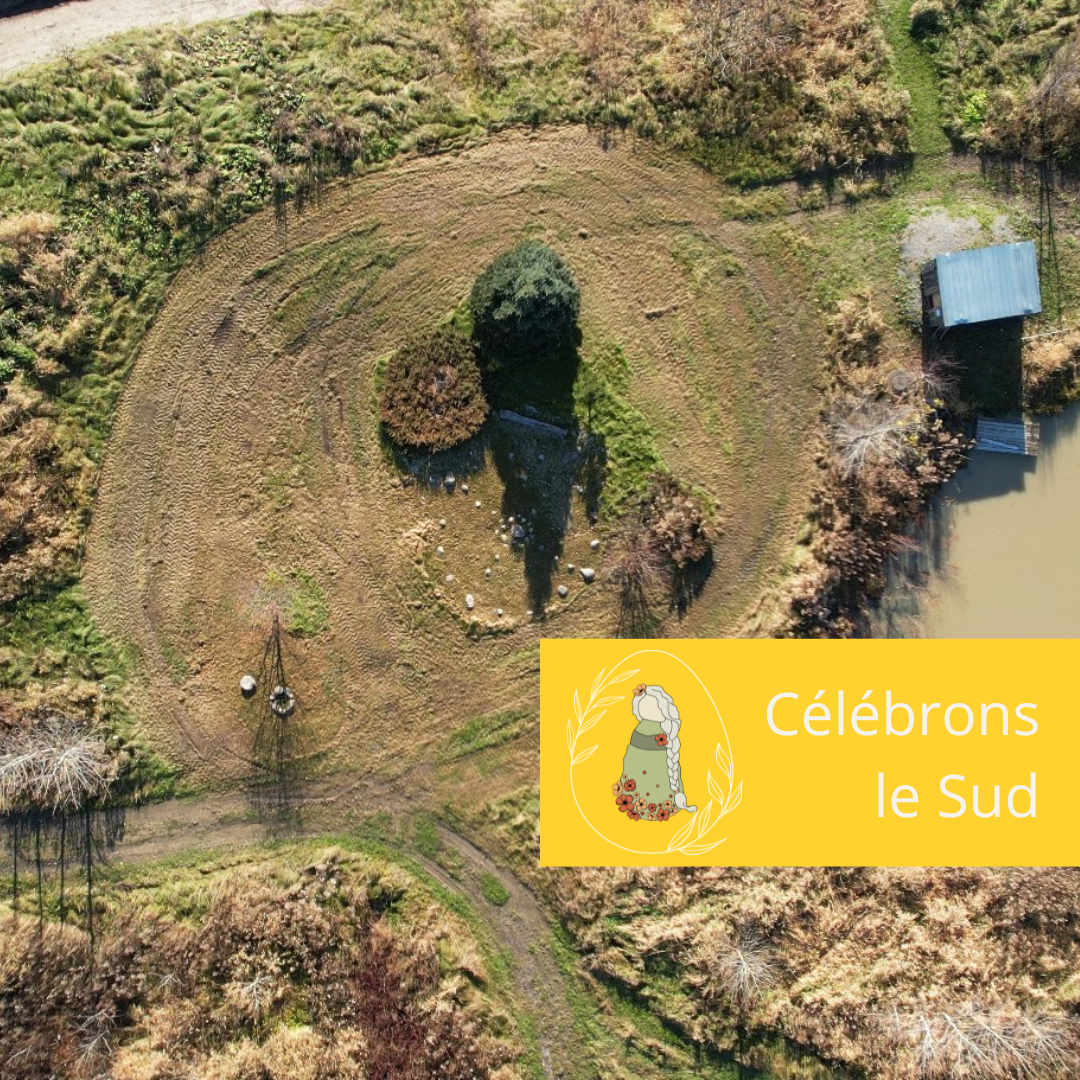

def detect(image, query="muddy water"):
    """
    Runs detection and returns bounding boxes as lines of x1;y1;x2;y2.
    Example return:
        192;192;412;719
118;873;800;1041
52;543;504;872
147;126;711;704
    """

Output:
879;403;1080;637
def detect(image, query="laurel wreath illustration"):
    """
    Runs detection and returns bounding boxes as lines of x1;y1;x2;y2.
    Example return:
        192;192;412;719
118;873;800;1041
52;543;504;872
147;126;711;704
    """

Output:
567;665;742;856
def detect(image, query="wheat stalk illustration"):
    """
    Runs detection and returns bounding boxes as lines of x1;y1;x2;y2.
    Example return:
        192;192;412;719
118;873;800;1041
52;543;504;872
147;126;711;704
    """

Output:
567;665;742;857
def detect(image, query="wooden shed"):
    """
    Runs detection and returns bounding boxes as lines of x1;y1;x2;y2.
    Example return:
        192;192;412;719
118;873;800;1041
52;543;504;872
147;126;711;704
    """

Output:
921;240;1042;330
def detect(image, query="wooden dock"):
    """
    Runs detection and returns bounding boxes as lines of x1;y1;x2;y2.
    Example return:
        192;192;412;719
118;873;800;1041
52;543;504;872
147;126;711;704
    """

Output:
974;417;1041;456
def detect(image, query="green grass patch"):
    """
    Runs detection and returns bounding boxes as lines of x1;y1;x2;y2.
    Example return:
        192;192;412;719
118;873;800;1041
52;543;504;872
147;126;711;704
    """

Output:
443;707;534;761
480;872;510;907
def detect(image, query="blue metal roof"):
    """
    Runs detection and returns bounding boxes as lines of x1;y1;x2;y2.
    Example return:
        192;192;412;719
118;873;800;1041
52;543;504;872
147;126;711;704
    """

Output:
935;240;1042;327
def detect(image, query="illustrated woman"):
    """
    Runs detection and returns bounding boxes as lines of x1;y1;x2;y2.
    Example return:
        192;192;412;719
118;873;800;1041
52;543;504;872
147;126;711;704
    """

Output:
613;683;697;822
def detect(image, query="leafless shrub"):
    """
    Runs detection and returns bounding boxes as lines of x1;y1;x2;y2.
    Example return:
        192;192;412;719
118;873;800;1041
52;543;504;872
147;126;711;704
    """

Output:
687;0;797;84
879;1004;1079;1080
607;521;668;636
922;348;963;405
691;925;779;1009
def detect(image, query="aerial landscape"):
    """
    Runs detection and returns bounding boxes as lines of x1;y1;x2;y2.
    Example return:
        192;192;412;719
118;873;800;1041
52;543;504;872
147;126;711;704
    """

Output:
1;0;1079;1077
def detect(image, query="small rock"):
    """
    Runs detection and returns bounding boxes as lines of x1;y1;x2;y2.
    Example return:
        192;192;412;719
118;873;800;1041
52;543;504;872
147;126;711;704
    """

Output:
567;564;576;573
508;516;515;523
240;675;257;698
439;518;447;528
494;554;501;561
580;567;596;584
491;509;497;516
446;574;455;583
495;608;504;617
465;594;475;611
538;454;545;462
444;474;456;490
485;568;492;578
436;545;445;557
578;227;589;239
590;539;601;551
474;500;482;509
526;609;534;617
511;524;526;542
500;534;508;543
558;585;569;598
461;483;469;494
428;475;441;489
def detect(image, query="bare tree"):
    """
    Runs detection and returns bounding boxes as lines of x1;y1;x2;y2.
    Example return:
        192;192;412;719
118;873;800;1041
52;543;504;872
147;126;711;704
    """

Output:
832;404;917;477
0;716;119;933
879;1004;1079;1080
691;925;779;1012
607;521;668;637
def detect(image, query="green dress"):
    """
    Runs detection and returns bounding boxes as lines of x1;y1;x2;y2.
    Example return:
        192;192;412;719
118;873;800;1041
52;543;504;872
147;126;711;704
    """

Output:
613;718;684;822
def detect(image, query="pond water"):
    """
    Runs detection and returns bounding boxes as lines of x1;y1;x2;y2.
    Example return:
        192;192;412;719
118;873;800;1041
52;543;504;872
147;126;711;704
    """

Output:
877;402;1080;637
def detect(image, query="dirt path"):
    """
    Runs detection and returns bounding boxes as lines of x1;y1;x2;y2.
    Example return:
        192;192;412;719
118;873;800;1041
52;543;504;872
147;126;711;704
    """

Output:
119;782;577;1080
0;0;330;76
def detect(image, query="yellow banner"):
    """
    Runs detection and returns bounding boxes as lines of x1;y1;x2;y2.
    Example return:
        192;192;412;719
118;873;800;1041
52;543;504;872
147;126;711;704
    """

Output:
540;639;1079;866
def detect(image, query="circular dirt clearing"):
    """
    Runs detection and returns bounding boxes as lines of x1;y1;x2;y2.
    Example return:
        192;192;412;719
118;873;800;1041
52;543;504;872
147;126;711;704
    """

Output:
85;128;823;785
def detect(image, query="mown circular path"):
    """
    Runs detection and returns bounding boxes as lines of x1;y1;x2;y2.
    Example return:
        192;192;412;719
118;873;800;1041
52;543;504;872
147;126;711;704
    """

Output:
84;127;824;788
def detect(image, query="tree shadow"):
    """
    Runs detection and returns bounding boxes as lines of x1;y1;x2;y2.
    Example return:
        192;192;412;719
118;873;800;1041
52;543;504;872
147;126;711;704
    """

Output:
482;336;604;614
669;549;715;617
246;615;306;834
925;314;1024;415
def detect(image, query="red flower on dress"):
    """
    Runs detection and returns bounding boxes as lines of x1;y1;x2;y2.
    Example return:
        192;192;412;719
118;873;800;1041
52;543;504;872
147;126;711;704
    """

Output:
628;811;640;821
654;733;668;747
616;794;634;812
648;803;657;814
624;778;636;793
657;806;671;821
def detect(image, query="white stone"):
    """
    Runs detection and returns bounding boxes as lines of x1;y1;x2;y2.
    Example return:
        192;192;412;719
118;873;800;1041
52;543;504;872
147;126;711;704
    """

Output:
436;545;445;556
590;539;601;551
495;608;504;617
580;567;596;584
465;594;475;610
485;568;492;577
240;674;257;698
475;500;482;509
461;483;469;494
439;518;447;528
446;574;455;583
558;585;569;598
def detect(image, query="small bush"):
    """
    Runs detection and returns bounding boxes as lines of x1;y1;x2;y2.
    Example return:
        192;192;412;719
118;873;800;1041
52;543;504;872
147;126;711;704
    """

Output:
379;327;488;452
469;241;580;363
644;475;713;570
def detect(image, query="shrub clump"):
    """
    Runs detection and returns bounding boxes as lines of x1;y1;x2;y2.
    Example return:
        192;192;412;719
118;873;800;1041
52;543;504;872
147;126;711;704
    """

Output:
469;241;580;362
643;475;713;569
379;326;488;451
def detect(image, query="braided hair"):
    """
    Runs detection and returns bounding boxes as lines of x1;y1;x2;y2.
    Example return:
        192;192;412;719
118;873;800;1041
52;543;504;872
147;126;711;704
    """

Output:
632;684;697;814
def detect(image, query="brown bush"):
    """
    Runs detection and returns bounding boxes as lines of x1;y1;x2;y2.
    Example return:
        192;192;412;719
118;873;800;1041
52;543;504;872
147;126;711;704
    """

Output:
379;327;489;452
643;474;713;570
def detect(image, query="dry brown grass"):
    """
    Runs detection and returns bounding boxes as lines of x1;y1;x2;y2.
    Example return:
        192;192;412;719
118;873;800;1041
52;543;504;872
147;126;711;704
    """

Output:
1024;329;1080;412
